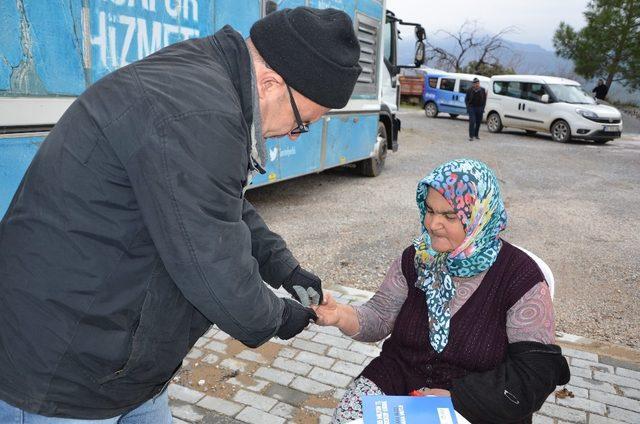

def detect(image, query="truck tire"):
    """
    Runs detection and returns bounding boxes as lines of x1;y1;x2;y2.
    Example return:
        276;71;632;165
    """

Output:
424;102;438;118
359;122;388;177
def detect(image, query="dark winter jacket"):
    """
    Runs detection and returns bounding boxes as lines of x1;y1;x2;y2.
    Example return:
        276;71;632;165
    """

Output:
592;84;608;100
0;26;297;418
465;86;487;108
451;341;570;424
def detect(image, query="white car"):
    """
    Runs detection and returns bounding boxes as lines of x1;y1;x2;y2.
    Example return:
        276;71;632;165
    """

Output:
484;75;623;144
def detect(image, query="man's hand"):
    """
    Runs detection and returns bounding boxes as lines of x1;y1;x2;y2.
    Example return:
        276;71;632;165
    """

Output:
276;298;317;340
282;266;323;306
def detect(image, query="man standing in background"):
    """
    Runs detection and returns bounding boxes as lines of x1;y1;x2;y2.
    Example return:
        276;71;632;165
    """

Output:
592;78;609;101
465;77;487;141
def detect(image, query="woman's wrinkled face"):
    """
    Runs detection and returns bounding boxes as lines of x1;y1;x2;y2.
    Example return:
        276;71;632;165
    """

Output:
424;188;466;253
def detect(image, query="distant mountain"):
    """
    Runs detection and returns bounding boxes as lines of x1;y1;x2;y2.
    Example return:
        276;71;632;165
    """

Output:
398;35;573;75
398;36;639;104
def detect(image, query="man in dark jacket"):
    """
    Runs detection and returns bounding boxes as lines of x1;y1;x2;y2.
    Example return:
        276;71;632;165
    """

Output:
592;78;609;100
0;7;361;423
465;77;487;141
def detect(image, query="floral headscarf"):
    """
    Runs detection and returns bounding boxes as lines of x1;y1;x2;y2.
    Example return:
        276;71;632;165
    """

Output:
413;159;508;353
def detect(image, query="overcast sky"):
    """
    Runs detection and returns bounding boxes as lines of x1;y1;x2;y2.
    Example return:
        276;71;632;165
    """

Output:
386;0;589;50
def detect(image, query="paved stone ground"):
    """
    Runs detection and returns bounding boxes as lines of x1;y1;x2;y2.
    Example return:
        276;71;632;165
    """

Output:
169;286;640;424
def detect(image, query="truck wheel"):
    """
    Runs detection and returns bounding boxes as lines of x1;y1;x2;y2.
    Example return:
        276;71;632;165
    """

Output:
486;112;503;133
449;114;459;119
359;122;388;177
424;102;438;118
551;120;571;143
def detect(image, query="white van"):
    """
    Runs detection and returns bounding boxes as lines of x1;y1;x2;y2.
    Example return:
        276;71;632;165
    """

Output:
485;75;623;144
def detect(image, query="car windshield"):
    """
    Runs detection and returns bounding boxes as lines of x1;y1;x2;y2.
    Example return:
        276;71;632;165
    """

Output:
547;84;596;104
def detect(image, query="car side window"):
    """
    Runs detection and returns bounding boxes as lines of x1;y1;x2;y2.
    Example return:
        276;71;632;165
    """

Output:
439;78;456;92
522;83;547;102
458;79;473;93
493;81;506;95
428;77;438;89
506;81;523;99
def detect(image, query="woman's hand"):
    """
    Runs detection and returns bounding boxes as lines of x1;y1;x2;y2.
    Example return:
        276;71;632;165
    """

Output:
311;292;341;327
311;292;360;336
410;388;451;397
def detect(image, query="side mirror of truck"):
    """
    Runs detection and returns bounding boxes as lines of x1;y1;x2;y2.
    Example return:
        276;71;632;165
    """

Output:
541;94;550;103
386;15;426;70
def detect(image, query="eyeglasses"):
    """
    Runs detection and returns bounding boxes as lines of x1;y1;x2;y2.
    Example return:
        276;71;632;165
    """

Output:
286;85;309;135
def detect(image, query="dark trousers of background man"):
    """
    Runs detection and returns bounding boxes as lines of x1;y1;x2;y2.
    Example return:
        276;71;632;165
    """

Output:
468;106;484;138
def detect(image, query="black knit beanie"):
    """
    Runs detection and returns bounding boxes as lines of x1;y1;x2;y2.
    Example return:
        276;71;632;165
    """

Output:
250;7;362;109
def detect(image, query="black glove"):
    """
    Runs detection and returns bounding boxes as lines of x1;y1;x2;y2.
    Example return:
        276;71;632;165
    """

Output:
276;298;318;340
282;266;323;306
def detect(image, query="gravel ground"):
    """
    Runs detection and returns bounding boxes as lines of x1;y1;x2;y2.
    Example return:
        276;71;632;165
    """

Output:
246;110;640;349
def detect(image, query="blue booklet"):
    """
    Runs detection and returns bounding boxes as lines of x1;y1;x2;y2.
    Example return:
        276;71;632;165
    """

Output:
363;395;458;424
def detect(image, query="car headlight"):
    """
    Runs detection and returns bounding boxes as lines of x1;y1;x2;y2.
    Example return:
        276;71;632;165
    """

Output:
576;108;599;119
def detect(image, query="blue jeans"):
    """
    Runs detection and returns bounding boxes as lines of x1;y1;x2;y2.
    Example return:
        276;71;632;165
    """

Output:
0;390;172;424
468;106;484;138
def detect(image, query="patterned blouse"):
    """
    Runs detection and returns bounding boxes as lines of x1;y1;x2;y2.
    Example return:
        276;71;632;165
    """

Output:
351;256;555;344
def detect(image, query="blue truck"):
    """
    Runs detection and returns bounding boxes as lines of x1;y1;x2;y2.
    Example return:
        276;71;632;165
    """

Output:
0;0;425;217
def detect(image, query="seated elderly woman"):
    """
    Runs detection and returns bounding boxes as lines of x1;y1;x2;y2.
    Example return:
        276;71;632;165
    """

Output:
314;159;569;424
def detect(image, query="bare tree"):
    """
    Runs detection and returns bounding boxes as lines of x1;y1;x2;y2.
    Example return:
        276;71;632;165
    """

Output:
426;21;516;73
426;20;481;71
470;26;517;73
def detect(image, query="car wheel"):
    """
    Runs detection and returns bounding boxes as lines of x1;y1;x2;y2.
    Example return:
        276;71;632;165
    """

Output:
525;130;537;135
551;120;571;143
449;114;459;119
486;112;503;133
593;139;612;144
424;102;438;118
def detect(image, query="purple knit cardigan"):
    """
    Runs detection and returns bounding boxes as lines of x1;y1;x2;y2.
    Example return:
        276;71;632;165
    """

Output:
361;240;543;395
